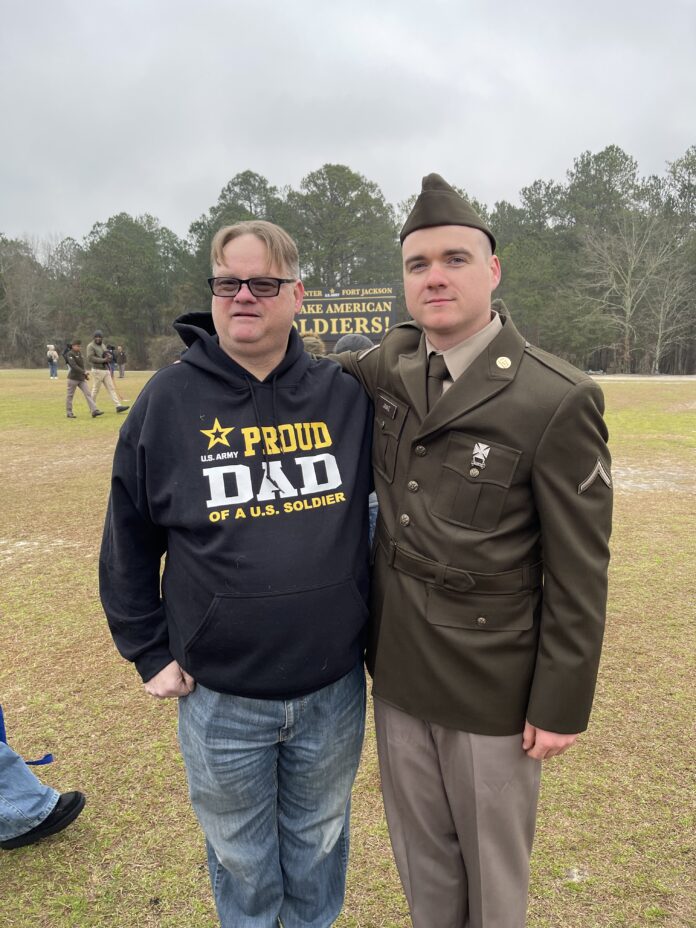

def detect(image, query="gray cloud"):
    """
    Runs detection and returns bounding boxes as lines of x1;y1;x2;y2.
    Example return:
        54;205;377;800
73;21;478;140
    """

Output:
1;0;694;243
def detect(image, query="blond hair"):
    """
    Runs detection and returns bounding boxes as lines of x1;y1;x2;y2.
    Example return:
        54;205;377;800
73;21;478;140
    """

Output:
210;220;300;277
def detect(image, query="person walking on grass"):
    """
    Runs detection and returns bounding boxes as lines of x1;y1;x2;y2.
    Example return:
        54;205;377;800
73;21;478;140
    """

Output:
65;339;103;418
86;330;129;414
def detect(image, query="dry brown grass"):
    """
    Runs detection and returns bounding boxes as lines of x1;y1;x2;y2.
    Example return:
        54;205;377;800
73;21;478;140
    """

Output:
0;370;694;927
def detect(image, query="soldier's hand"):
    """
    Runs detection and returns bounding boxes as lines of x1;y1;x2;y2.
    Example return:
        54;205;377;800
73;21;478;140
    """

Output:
522;721;578;760
144;660;196;699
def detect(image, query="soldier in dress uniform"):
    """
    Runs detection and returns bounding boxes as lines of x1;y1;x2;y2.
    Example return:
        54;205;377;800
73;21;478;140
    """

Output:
336;174;613;928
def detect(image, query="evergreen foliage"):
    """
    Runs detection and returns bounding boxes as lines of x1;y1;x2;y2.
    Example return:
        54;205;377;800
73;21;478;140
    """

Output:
1;147;694;372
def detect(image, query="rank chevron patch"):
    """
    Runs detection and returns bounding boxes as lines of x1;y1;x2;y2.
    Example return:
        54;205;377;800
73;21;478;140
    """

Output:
578;458;612;494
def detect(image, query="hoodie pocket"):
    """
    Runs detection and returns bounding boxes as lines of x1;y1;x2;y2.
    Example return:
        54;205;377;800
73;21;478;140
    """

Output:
183;579;368;697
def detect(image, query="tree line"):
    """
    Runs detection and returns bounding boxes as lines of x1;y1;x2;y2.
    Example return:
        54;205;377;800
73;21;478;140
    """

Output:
1;145;694;373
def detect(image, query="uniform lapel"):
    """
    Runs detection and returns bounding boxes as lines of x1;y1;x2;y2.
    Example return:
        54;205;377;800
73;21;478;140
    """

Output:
416;316;527;439
398;335;429;423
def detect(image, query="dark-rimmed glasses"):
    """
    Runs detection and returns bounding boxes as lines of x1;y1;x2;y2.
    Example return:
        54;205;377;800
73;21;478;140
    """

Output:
207;276;296;298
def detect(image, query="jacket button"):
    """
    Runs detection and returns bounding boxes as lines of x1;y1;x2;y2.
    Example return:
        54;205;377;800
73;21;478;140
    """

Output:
414;445;427;456
399;514;411;527
407;480;419;492
476;616;487;626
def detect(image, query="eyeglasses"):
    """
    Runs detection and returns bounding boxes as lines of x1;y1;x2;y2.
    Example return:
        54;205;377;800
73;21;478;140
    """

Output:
207;276;296;298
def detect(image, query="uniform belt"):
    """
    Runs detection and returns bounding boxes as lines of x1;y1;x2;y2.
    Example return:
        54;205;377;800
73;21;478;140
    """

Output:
376;521;542;594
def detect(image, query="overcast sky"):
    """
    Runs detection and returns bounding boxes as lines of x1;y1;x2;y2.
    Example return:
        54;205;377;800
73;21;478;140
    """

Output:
1;0;694;245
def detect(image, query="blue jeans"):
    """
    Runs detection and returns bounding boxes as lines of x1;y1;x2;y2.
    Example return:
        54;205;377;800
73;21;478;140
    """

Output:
0;741;59;842
178;662;366;928
48;360;58;378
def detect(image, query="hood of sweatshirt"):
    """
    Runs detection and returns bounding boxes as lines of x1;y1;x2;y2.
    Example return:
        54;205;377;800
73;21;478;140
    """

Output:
173;311;310;389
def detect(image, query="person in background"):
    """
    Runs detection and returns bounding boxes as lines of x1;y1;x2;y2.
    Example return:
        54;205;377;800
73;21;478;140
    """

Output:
46;345;60;379
114;345;128;378
301;333;327;355
336;173;612;928
334;334;375;354
65;339;103;419
106;345;118;376
86;331;129;414
0;740;86;850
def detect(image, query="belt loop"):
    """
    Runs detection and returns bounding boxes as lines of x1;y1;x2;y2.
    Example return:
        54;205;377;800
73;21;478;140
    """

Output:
522;563;529;589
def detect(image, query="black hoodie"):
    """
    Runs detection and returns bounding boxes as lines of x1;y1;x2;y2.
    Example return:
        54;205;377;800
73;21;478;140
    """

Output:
100;313;373;699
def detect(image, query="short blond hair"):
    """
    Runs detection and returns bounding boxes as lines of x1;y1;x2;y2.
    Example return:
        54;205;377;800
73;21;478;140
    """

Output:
210;220;300;277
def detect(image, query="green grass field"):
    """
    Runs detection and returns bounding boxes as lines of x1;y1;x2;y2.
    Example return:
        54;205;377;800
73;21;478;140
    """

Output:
1;369;694;928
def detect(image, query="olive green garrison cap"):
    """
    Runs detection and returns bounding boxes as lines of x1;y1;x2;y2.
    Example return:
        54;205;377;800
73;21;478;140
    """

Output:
400;173;496;252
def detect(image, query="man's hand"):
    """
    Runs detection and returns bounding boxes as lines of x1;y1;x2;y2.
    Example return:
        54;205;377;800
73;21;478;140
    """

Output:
144;660;195;699
522;721;578;760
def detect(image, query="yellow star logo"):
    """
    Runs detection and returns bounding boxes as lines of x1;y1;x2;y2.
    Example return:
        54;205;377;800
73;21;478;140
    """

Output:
200;417;235;450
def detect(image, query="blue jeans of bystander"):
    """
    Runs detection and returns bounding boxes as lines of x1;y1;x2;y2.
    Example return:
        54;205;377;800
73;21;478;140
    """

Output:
0;741;59;842
178;661;365;928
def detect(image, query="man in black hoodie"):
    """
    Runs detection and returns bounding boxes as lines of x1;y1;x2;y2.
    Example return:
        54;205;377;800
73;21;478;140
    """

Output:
100;221;373;928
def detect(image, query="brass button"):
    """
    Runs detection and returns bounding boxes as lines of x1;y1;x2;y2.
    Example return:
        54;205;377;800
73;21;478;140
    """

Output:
414;444;427;456
476;616;487;626
399;514;411;527
407;480;419;492
469;467;480;477
496;356;511;369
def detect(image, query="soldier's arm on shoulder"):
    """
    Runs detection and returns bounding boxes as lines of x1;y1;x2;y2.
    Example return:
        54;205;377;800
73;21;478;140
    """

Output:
328;344;381;397
527;378;613;734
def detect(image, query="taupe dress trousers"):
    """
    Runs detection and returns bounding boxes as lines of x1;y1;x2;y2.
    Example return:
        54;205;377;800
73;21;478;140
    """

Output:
375;698;541;928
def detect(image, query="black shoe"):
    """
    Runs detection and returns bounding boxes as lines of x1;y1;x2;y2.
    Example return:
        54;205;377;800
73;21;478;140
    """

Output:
115;404;129;413
91;409;104;418
0;791;86;850
67;414;77;419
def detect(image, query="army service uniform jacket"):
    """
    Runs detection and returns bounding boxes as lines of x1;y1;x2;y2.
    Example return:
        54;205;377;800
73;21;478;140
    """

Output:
338;314;612;736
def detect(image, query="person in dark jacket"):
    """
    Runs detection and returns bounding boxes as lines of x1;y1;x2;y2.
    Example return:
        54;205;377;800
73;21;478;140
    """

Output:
336;175;612;928
65;339;103;418
114;346;127;378
99;220;372;928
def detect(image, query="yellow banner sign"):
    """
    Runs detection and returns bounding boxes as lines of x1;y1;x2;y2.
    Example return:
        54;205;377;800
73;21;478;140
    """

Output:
294;286;396;347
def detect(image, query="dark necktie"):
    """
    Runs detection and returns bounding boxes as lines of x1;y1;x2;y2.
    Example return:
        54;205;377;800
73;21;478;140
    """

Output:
426;352;449;411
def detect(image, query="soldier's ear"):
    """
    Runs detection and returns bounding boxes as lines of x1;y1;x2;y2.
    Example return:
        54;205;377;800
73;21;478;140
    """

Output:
489;255;502;291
